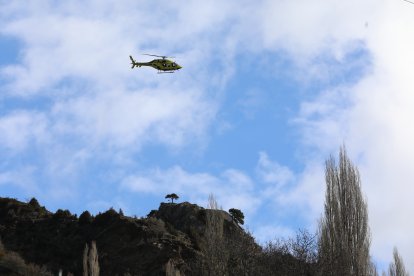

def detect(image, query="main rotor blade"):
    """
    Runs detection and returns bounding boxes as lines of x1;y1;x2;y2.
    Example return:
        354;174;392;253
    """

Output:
143;54;175;59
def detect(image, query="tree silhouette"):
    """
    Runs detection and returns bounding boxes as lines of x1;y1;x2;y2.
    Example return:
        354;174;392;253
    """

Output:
229;208;244;225
28;197;40;208
165;193;179;203
79;211;93;225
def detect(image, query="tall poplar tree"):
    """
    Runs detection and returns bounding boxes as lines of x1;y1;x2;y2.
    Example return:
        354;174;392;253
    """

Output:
318;146;373;276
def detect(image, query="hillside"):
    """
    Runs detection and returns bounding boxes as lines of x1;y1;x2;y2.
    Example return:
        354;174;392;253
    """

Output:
0;197;316;275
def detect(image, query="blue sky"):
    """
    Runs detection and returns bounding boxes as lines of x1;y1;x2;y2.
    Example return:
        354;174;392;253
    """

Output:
1;0;414;273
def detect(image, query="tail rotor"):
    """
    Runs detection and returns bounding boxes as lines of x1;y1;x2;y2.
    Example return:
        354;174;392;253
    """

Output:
129;55;137;69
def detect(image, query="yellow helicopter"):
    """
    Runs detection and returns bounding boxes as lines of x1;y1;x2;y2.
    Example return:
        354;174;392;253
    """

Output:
129;54;182;73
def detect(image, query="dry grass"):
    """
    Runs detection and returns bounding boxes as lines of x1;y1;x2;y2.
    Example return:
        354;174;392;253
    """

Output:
0;238;52;276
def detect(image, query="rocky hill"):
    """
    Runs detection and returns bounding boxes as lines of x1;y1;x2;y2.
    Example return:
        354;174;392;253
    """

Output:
0;197;316;275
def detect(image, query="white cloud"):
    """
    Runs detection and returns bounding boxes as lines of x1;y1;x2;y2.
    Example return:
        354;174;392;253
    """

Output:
0;166;38;193
236;89;266;120
256;151;294;187
348;74;414;270
119;150;323;244
121;165;261;216
289;1;414;271
0;1;248;97
0;111;49;152
276;162;325;228
50;87;215;150
238;0;414;271
258;0;377;60
0;1;236;157
0;1;239;225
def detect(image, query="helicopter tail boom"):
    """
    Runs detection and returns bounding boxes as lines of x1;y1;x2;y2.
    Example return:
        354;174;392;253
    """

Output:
130;55;149;68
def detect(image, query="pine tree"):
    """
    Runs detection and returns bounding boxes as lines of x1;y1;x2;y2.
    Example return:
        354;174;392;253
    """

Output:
165;193;179;203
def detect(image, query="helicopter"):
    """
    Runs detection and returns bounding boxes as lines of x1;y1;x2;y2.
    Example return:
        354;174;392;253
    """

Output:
129;54;182;73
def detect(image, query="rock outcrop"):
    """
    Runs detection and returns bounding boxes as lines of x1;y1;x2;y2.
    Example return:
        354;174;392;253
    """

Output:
0;197;317;275
0;198;248;275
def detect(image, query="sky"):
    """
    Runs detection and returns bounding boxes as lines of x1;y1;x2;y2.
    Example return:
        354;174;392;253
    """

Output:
1;0;414;273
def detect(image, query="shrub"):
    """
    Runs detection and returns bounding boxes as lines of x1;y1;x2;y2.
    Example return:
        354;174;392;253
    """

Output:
94;208;120;225
28;197;41;208
79;211;93;225
147;210;157;218
25;263;53;276
53;209;72;220
0;251;26;274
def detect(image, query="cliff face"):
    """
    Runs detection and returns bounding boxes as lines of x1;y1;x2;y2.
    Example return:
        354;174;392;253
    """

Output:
0;198;249;276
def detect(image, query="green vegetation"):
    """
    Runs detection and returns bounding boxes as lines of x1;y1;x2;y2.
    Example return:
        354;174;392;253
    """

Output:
165;193;179;203
79;210;93;225
228;208;244;225
28;197;40;208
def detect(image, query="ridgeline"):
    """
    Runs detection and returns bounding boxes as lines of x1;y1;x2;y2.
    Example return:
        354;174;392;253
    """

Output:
0;197;315;275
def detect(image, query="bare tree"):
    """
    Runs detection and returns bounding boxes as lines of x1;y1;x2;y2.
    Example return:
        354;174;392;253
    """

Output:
388;247;409;276
226;229;261;276
318;146;373;276
207;193;221;210
83;243;88;276
289;229;318;264
83;241;100;276
258;229;318;275
202;210;227;276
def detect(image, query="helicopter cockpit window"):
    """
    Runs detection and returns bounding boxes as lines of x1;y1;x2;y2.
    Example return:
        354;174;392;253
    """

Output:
172;63;176;67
